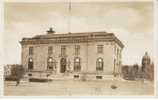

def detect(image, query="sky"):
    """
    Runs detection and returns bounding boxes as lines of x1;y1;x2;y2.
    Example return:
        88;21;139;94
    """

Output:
2;1;154;65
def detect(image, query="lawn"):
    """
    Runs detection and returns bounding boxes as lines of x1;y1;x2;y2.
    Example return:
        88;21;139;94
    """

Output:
4;79;154;96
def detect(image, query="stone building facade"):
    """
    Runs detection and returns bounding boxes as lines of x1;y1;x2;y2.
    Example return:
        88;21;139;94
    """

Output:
20;28;124;79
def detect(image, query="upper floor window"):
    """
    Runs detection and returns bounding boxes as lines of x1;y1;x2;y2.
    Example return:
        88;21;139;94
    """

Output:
117;49;119;59
97;45;103;54
119;50;121;59
29;47;33;55
113;59;116;74
74;57;81;72
96;58;104;71
61;45;66;56
48;46;53;55
75;45;80;55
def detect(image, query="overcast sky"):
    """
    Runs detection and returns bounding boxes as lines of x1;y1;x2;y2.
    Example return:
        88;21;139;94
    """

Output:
2;1;153;65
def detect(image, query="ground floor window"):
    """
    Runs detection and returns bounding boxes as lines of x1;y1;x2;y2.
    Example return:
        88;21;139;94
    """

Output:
28;58;33;70
47;57;56;70
74;57;81;71
96;58;104;71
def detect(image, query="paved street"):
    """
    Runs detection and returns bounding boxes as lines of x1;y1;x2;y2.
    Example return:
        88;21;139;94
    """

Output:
4;79;154;96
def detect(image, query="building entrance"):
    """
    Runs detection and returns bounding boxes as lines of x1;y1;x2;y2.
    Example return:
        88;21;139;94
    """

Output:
60;58;66;73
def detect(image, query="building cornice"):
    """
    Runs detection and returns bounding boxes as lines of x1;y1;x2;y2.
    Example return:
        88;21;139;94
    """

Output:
20;32;124;48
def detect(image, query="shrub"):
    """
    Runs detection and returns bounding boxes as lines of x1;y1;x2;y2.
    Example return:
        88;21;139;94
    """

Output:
121;65;129;79
5;64;26;81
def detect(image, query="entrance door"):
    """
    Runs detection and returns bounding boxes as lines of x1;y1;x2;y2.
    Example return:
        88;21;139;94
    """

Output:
60;58;66;73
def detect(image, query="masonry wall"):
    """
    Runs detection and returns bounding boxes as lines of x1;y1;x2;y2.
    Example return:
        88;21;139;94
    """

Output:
21;43;88;73
87;42;115;74
113;43;123;75
21;41;122;75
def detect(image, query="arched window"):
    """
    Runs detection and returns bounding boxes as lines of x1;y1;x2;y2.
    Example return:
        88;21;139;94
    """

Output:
28;58;33;70
96;58;104;71
47;57;56;70
74;57;81;71
60;58;66;73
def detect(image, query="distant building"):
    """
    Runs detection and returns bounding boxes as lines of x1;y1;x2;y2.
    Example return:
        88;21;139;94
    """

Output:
141;52;154;81
20;28;124;79
142;52;151;72
121;52;154;81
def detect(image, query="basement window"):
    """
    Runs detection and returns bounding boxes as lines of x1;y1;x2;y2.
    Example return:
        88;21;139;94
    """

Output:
28;73;32;76
74;75;79;78
96;76;102;79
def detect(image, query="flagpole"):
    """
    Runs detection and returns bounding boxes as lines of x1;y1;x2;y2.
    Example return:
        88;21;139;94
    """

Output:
68;0;71;33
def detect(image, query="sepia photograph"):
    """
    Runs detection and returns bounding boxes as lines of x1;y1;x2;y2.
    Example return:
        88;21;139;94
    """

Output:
1;0;156;96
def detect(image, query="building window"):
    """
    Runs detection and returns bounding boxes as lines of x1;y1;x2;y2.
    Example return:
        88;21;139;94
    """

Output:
117;49;119;59
96;76;102;79
75;45;80;55
48;46;53;55
120;50;121;59
113;59;116;74
74;75;79;78
74;57;81;72
61;45;66;56
47;57;56;70
29;47;33;55
96;58;104;71
60;58;67;73
97;45;103;54
28;58;33;70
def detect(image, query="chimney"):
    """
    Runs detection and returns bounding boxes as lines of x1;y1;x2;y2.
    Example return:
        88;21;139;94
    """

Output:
47;27;55;34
